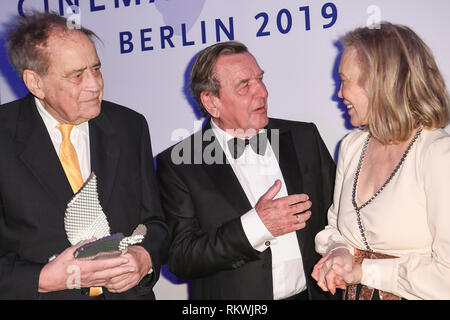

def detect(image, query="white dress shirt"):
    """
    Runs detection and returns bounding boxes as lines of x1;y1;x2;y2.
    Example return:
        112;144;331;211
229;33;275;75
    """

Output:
211;119;306;300
35;97;91;182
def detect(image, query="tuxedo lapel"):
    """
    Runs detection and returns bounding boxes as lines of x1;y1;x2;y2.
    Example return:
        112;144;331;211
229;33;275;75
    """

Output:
267;120;307;253
89;108;120;209
16;95;74;207
200;121;253;217
267;120;304;196
276;131;304;196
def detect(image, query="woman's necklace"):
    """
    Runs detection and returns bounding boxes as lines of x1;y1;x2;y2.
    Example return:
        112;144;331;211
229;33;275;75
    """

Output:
351;128;423;251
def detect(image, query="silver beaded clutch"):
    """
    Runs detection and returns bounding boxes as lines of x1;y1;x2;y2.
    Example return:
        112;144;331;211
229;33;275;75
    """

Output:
64;172;146;259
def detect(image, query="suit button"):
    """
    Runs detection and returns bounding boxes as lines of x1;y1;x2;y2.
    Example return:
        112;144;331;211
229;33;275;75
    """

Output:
265;241;271;246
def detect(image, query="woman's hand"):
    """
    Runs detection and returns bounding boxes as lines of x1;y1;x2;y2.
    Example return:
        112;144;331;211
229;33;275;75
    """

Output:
331;259;362;285
312;248;354;294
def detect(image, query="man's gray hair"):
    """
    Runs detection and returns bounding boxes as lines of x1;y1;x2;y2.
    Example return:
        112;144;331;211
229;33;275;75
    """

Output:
6;11;99;77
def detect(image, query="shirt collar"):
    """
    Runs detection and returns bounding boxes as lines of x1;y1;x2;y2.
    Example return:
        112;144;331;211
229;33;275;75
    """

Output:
34;97;89;135
210;118;237;157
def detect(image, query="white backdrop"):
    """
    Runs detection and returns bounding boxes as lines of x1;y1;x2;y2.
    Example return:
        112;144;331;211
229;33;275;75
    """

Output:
0;0;449;299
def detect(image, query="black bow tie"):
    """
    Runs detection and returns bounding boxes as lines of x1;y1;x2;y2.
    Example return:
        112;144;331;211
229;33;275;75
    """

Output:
227;131;269;159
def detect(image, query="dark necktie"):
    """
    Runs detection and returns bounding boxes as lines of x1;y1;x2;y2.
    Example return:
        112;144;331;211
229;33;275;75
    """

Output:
227;131;269;159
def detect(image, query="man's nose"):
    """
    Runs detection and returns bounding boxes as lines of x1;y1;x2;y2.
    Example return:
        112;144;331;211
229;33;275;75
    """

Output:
254;79;268;98
84;70;103;91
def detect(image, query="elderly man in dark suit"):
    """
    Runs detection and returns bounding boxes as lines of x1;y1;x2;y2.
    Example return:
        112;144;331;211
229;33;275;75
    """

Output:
156;41;337;300
0;12;169;299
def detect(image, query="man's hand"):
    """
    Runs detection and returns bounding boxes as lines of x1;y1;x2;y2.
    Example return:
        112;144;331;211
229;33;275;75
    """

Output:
255;180;312;237
38;240;146;293
104;245;152;293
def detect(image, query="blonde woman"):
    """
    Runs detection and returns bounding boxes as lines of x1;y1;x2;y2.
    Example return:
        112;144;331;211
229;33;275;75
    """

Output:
312;22;450;300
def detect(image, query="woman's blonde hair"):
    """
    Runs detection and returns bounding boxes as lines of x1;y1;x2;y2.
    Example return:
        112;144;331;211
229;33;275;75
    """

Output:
341;22;449;143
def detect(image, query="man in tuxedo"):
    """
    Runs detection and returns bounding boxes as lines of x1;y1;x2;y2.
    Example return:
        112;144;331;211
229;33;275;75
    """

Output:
0;12;169;299
156;41;336;299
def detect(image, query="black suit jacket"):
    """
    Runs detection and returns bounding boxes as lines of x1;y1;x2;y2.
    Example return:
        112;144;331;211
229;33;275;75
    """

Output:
0;94;169;299
156;118;336;299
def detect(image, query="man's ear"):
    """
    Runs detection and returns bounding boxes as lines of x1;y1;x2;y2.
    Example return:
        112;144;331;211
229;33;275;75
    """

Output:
22;69;45;99
200;91;220;118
